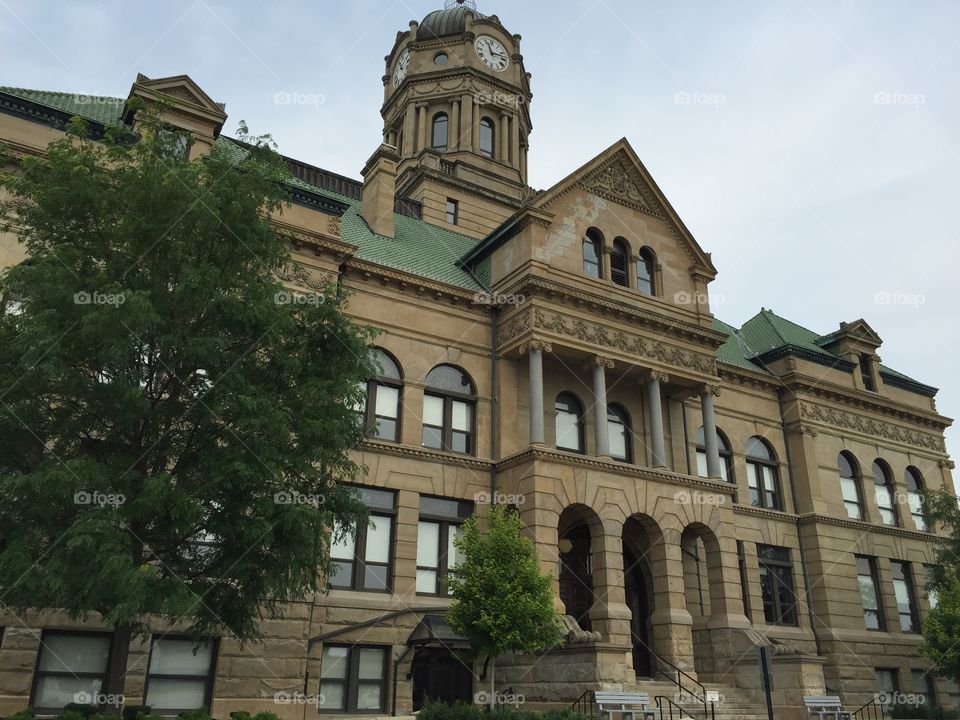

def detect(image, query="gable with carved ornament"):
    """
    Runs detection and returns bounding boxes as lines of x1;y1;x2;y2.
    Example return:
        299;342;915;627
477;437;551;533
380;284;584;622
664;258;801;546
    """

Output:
799;401;946;453
499;307;717;376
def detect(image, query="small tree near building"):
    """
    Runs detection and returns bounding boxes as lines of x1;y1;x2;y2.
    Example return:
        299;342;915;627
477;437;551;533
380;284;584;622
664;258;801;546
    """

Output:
0;108;374;711
446;503;563;711
921;490;960;686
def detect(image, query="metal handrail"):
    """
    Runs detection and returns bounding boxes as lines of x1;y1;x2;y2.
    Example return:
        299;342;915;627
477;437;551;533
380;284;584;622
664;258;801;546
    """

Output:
571;690;596;717
655;696;699;720
852;698;885;719
651;651;714;720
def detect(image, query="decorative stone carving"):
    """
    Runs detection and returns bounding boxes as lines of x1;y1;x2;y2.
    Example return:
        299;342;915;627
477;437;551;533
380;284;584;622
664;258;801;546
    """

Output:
531;308;717;376
641;369;670;384
497;310;533;345
700;383;721;397
585;356;615;371
518;340;552;355
560;615;602;645
327;215;341;236
275;261;333;291
799;402;946;452
580;157;656;214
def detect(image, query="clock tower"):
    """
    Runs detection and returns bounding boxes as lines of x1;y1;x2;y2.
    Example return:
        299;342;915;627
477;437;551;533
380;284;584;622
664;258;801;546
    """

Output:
377;0;532;237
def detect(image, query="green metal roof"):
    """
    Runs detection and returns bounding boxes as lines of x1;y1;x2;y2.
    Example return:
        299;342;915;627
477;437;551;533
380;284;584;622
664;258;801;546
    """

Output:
0;86;125;126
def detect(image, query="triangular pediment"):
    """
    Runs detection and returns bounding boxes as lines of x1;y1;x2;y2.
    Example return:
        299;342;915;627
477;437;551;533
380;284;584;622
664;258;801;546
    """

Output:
818;318;883;350
532;138;716;275
132;73;226;115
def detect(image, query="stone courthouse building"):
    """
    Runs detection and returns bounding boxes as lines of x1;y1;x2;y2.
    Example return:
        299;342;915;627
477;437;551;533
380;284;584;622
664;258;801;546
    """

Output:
0;2;955;719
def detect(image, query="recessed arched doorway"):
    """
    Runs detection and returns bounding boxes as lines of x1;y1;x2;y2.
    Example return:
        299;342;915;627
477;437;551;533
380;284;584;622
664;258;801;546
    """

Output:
623;515;661;678
558;505;599;631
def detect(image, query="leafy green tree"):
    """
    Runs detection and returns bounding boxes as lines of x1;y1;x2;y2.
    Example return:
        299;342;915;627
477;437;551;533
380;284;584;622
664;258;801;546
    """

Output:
922;490;960;685
0;107;374;706
446;503;563;710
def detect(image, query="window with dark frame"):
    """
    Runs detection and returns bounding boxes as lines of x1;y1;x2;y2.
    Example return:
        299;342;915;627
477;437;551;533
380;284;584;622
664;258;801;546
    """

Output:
746;437;781;510
606;404;631;462
838;452;864;520
416;495;473;595
445;198;458;225
360;349;402;443
610;238;629;287
856;555;884;630
757;544;798;626
479;117;495;157
636;248;655;294
144;636;217;715
421;365;475;454
583;229;602;279
905;467;928;532
31;631;111;714
555;392;585;453
891;560;919;633
873;460;898;526
695;425;735;483
431;113;448;151
330;488;397;592
860;353;876;391
318;644;389;713
875;668;899;705
912;669;935;708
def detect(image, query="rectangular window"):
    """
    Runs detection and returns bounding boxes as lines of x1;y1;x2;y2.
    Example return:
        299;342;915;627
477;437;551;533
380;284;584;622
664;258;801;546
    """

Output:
891;561;919;632
421;394;445;450
319;644;388;713
925;565;939;609
144;637;216;715
757;545;798;626
32;632;111;714
876;668;899;706
912;669;935;708
860;353;876;391
416;495;473;595
330;488;396;592
747;462;780;510
445;198;458;225
841;476;863;520
856;556;884;630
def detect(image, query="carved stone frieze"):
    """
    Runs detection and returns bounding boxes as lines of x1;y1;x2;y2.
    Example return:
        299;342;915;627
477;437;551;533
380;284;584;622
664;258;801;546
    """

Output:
275;261;333;292
579;157;657;215
799;401;946;452
500;307;718;376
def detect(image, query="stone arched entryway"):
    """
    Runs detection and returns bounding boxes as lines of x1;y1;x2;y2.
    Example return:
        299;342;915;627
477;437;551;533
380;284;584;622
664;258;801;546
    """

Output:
622;514;664;678
558;504;601;631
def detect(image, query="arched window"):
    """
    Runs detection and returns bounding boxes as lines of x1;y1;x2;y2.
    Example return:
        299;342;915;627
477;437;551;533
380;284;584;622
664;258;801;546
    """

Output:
555;392;585;454
872;460;897;526
479;117;495;158
695;426;734;483
905;467;928;532
361;348;403;442
746;437;781;510
583;228;603;279
838;452;864;520
431;113;448;151
611;238;629;287
607;404;631;462
422;365;475;454
637;247;655;295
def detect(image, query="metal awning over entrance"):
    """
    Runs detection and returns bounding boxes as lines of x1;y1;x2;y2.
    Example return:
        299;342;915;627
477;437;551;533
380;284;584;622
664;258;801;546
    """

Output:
406;613;470;649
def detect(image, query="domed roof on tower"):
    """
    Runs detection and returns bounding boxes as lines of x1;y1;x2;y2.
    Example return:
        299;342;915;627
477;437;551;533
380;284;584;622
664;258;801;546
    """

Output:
417;0;485;40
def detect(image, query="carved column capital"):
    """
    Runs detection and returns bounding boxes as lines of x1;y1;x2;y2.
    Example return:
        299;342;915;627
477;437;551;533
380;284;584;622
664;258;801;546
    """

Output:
641;369;670;384
519;340;552;355
585;356;615;371
699;383;721;397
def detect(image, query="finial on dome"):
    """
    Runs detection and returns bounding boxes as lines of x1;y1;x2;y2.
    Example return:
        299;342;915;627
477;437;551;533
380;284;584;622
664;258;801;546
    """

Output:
445;0;477;9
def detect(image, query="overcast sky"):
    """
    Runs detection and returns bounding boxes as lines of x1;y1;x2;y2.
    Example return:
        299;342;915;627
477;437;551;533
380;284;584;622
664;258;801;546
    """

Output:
2;0;958;472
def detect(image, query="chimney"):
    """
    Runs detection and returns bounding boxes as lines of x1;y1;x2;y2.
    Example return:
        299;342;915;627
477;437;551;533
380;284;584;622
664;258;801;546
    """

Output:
361;143;399;238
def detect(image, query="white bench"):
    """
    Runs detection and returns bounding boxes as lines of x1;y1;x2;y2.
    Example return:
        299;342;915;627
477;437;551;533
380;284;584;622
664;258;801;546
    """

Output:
803;695;853;720
594;691;655;720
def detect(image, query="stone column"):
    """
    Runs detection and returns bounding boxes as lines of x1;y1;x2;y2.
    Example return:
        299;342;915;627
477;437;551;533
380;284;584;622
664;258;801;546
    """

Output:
471;101;481;150
461;92;474;151
588;521;633;648
499;112;509;162
520;341;550;445
590;357;614;457
644;370;669;468
650;532;696;674
511;112;521;167
700;385;723;479
416;105;427;151
449;99;460;152
402;103;416;156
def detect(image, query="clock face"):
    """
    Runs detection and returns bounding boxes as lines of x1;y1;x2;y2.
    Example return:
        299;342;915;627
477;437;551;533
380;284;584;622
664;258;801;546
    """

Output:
392;49;410;88
474;35;509;71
